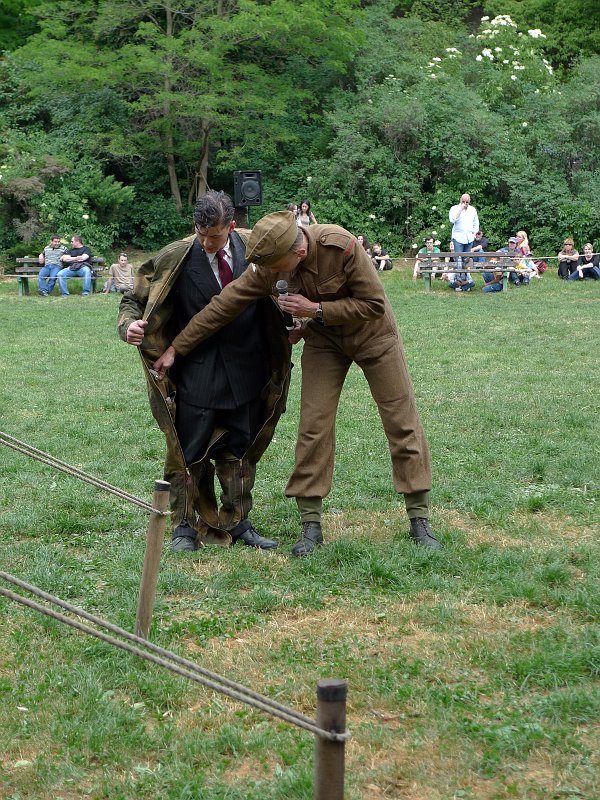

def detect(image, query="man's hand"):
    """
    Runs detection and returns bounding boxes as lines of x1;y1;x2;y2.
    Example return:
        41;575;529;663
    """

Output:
153;346;176;379
126;319;148;346
288;319;305;345
277;293;318;319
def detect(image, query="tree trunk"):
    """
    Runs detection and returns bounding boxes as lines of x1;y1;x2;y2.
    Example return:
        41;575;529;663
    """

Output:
187;120;210;206
163;4;182;212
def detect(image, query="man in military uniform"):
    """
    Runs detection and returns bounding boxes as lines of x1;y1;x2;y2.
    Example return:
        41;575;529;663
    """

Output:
153;210;440;555
118;192;291;551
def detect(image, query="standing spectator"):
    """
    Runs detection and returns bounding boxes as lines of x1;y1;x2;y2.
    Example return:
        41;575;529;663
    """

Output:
568;243;600;280
557;238;579;279
371;242;393;271
414;236;441;279
297;199;317;226
57;235;93;296
152;210;441;554
103;252;134;293
449;193;479;256
37;234;66;296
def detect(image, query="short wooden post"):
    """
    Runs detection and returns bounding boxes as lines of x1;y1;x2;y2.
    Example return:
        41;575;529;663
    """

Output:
314;678;347;800
135;480;170;639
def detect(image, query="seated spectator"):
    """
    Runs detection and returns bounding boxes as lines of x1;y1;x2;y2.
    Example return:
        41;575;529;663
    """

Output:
482;257;504;293
414;236;441;279
103;252;134;293
568;242;600;280
287;202;298;216
448;263;475;292
57;235;93;296
499;236;526;285
515;230;539;280
37;234;66;296
470;230;489;263
356;234;371;255
371;242;392;271
557;238;579;279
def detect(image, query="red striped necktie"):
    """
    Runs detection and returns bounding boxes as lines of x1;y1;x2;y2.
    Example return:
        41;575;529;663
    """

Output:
216;248;233;288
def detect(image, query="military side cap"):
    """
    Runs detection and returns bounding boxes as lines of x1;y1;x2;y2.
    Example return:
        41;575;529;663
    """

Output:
245;211;299;267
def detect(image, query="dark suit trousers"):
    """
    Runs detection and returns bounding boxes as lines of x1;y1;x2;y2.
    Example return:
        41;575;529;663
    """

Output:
175;395;265;464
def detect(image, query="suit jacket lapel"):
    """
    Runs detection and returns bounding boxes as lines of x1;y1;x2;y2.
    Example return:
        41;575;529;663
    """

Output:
187;241;221;299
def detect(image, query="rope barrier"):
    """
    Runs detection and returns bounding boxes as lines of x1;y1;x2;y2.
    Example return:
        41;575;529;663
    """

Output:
0;572;351;743
0;431;169;516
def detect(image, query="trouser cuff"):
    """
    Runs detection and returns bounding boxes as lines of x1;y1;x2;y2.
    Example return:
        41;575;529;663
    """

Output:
404;490;430;519
296;496;323;523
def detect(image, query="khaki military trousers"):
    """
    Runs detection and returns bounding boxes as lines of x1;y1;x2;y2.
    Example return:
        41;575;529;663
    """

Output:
285;328;431;500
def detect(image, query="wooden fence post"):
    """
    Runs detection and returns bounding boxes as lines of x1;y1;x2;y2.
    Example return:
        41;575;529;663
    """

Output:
135;480;170;639
314;678;347;800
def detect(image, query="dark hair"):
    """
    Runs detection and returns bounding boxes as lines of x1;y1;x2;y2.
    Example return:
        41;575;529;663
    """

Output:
50;234;61;240
300;199;311;211
357;234;370;250
194;190;235;229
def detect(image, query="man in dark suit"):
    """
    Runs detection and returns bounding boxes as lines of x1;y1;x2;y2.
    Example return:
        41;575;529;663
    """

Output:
118;191;291;552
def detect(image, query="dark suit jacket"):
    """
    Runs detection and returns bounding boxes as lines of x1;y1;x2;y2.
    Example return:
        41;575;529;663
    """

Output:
171;231;269;409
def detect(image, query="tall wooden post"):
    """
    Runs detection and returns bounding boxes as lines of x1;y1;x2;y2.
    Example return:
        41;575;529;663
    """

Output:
314;678;347;800
135;480;170;639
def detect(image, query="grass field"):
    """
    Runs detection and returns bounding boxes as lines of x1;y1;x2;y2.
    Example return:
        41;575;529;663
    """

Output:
0;268;598;800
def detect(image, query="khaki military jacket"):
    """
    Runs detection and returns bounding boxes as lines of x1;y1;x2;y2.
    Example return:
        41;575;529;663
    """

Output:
117;232;292;543
171;224;398;357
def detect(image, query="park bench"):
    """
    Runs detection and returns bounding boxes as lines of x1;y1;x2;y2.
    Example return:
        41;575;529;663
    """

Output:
14;257;106;296
412;252;519;291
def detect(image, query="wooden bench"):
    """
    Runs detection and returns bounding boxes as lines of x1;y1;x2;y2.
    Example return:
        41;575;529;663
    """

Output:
413;252;519;291
14;257;106;296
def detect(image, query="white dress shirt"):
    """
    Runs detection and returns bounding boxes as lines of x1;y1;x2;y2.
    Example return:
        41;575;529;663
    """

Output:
449;204;479;245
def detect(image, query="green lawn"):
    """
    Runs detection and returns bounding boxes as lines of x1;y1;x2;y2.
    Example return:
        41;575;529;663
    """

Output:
0;269;598;800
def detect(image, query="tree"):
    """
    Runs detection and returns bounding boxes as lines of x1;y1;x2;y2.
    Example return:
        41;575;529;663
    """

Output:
15;0;363;209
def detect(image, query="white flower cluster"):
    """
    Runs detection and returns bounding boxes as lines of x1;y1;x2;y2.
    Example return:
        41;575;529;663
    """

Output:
528;29;546;39
490;15;517;28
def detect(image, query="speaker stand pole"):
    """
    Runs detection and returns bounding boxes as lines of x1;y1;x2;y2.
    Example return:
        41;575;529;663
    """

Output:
234;206;249;228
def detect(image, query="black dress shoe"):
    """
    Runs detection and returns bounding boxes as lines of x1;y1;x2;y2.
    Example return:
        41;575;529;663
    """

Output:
171;520;198;552
409;518;441;550
291;522;323;557
232;524;278;550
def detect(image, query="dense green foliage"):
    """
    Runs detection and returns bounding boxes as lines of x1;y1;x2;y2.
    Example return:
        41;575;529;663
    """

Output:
1;0;599;258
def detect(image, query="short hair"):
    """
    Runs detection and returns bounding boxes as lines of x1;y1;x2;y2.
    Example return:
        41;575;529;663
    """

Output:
194;190;235;230
424;236;434;242
72;235;83;244
50;234;61;240
119;252;128;258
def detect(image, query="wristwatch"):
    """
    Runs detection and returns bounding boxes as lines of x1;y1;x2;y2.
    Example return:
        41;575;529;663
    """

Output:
314;303;323;323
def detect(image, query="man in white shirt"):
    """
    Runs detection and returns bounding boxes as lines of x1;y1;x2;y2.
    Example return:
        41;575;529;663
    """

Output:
448;193;479;256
